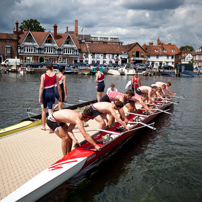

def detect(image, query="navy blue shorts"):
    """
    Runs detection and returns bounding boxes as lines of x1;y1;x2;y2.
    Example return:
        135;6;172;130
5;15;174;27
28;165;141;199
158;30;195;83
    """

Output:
136;88;142;95
97;81;105;92
89;105;102;118
100;94;110;102
124;98;134;106
42;88;55;109
47;114;66;131
55;88;65;102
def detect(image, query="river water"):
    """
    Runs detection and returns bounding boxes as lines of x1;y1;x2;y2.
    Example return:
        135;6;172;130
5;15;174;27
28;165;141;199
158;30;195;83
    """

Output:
0;73;202;202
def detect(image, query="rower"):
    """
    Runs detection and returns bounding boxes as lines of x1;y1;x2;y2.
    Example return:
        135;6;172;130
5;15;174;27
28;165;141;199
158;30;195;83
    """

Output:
100;90;134;125
125;93;154;114
155;81;172;98
151;84;165;100
47;107;101;156
89;101;130;130
136;86;158;104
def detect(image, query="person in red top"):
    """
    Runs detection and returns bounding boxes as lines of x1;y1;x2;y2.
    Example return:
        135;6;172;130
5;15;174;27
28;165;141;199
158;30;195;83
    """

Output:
39;63;62;131
95;67;105;102
131;72;141;92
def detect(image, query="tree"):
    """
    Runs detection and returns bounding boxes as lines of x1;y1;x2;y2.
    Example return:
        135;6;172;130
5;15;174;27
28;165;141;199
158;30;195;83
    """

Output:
19;19;45;32
179;45;194;52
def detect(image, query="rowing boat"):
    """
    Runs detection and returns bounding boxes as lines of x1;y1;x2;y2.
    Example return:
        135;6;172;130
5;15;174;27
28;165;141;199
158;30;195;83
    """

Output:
1;95;176;202
0;99;97;138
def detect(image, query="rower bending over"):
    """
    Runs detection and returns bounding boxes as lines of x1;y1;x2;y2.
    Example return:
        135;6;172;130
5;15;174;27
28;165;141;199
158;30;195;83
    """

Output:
137;86;158;104
151;84;165;101
100;90;134;125
155;81;172;98
125;93;154;114
89;101;130;130
47;108;101;156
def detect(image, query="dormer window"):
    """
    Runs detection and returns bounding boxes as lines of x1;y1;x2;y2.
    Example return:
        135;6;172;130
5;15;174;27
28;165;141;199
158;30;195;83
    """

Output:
164;50;167;52
46;35;53;43
155;49;159;52
172;49;175;53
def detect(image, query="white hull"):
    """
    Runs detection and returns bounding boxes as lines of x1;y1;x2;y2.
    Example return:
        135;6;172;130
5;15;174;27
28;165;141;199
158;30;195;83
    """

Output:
1;157;87;202
108;69;120;75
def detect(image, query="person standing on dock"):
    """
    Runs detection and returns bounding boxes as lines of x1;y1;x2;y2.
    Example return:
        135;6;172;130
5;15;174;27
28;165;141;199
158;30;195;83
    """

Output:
53;66;68;111
95;67;105;102
131;72;141;93
39;63;62;131
47;107;101;156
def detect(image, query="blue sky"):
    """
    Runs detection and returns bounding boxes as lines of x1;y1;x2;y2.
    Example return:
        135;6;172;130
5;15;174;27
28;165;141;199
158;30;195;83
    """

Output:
0;0;202;50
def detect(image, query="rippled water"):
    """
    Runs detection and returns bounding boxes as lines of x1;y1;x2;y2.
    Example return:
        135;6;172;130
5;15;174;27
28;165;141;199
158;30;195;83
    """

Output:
1;73;202;201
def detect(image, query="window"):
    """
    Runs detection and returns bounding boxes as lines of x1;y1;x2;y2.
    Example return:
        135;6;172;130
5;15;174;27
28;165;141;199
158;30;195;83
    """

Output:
167;56;169;59
44;47;55;54
5;47;11;53
164;49;167;52
156;56;159;59
172;50;175;53
25;34;34;43
132;52;135;57
24;46;35;53
6;40;10;45
45;36;53;44
65;37;73;45
63;48;73;54
155;49;159;52
141;52;144;57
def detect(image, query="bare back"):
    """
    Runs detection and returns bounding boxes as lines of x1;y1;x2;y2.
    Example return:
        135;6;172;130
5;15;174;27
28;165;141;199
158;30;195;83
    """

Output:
93;102;116;114
53;109;81;124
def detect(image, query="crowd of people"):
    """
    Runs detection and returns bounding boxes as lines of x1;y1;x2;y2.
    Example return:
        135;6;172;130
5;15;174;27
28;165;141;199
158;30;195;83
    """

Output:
39;64;172;156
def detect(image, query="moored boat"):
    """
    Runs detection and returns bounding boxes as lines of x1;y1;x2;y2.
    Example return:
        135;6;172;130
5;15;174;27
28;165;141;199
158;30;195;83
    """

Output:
1;95;176;202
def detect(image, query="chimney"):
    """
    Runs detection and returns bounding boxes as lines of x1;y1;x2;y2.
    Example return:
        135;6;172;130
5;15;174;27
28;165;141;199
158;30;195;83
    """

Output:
157;37;160;45
66;26;68;33
75;20;78;37
53;24;57;39
16;21;19;33
149;42;153;46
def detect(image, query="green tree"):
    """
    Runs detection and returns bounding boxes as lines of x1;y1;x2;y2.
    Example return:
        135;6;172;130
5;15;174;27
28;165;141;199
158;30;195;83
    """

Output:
19;19;45;32
179;45;194;51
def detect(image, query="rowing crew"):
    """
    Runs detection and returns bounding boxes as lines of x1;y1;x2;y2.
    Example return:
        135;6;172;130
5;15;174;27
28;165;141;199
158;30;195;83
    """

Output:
48;82;172;156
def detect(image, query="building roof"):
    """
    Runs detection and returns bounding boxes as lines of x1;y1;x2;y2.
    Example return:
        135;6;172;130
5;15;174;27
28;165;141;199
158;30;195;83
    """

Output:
18;30;80;48
0;33;17;40
142;38;180;56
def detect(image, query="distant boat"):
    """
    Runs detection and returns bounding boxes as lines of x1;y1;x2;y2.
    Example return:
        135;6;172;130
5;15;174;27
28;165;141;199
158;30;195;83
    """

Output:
77;65;91;75
118;63;136;75
108;67;120;75
142;71;152;76
161;72;175;77
180;70;199;77
65;67;74;74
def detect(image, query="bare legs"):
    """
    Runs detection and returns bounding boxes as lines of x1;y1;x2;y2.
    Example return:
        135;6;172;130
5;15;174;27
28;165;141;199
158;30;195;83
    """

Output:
97;92;104;102
55;124;72;156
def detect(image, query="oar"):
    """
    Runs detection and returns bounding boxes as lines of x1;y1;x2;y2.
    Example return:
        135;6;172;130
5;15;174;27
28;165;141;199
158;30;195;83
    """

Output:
154;108;171;115
157;100;179;105
97;129;120;134
127;112;150;117
73;128;98;133
129;121;156;130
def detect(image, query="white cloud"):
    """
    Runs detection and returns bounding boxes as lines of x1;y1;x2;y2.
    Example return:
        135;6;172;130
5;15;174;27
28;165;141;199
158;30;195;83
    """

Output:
0;0;201;49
